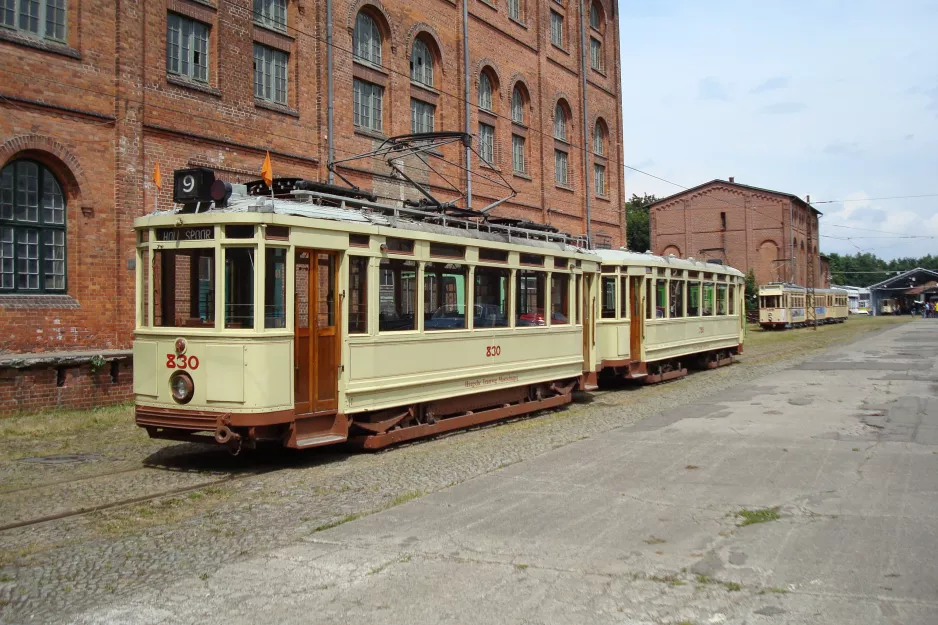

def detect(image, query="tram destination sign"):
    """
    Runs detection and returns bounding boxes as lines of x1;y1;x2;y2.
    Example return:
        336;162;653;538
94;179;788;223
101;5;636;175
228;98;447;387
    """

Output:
156;227;214;242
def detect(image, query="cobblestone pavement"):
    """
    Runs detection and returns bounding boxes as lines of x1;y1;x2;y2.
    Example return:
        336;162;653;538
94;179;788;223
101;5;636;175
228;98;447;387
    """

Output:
0;318;911;623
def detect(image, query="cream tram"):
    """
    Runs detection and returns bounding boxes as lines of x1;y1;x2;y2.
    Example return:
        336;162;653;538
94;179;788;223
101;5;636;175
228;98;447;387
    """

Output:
813;288;849;323
591;253;745;383
133;164;748;452
758;283;807;329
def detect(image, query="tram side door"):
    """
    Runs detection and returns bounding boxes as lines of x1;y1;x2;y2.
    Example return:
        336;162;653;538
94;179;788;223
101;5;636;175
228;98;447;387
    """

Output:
294;249;340;416
629;276;643;359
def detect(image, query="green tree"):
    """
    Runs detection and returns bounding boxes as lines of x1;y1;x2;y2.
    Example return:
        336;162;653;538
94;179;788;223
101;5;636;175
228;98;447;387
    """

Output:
745;269;758;312
625;193;656;252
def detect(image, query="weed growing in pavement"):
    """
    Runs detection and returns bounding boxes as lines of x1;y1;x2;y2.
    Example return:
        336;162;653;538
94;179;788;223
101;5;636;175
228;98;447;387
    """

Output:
695;574;712;584
650;574;686;587
514;564;529;570
312;513;362;533
644;537;667;545
758;586;788;594
390;490;425;507
723;582;742;591
736;507;781;526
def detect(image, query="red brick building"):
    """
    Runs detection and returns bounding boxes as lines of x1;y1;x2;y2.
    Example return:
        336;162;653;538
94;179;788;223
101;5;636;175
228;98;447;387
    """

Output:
0;0;625;414
649;179;829;288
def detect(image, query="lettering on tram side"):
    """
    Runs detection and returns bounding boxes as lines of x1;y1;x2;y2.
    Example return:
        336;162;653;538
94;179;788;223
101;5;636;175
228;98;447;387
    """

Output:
464;374;519;389
166;354;200;370
156;227;214;242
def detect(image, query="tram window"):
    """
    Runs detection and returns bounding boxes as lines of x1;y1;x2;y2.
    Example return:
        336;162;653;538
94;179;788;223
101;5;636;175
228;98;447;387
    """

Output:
702;283;714;316
429;243;465;259
225;225;254;239
152;249;215;328
385;238;414;254
554;257;569;270
479;248;508;263
424;262;468;330
574;275;582;324
474;266;510;328
520;254;544;267
646;279;653;320
317;253;336;328
378;258;416;331
225;248;255;329
551;273;570;324
516;270;546;325
670;280;684;317
687;282;700;316
655;279;667;318
266;226;289;240
601;265;617;274
264;247;287;328
348;256;368;334
349;233;369;247
600;276;616;318
717;284;727;315
728;285;735;315
620;276;628;319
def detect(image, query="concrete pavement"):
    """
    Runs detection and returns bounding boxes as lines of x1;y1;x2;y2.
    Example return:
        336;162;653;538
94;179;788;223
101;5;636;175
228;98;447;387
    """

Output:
73;321;938;625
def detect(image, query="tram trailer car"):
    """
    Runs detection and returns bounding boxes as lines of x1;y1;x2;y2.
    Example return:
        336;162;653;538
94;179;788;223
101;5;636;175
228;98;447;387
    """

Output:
592;252;745;383
758;283;806;329
808;288;849;324
133;170;746;452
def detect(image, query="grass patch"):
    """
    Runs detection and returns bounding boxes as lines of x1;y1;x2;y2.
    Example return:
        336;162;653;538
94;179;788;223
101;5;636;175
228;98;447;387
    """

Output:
759;586;788;595
644;537;666;545
723;581;742;591
736;507;781;526
389;490;425;507
94;486;234;537
650;574;686;587
313;512;362;533
514;563;529;570
695;573;712;584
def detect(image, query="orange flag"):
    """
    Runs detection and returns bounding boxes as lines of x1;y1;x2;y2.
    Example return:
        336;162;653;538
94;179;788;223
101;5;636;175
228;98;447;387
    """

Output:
261;151;273;188
153;162;162;189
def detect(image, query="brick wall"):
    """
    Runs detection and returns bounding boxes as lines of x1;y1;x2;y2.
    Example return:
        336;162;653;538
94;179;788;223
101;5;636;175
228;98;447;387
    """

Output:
650;181;823;287
0;0;625;413
0;359;133;415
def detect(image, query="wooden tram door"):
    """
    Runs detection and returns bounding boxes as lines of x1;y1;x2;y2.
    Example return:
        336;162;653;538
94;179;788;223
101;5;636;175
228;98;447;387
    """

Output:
629;277;643;359
294;249;340;416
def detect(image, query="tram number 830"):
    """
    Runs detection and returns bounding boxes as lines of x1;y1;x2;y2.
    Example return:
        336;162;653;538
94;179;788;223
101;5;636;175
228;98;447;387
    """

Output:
485;345;502;357
166;354;200;370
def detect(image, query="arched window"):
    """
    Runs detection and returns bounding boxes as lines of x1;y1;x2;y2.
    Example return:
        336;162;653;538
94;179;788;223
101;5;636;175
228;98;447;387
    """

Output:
410;38;433;87
0;160;66;292
553;102;567;140
353;11;382;65
593;120;606;155
479;72;493;111
589;2;601;29
511;86;524;124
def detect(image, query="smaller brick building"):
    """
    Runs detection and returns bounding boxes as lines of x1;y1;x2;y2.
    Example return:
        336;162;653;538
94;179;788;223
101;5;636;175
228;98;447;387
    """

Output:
649;178;829;287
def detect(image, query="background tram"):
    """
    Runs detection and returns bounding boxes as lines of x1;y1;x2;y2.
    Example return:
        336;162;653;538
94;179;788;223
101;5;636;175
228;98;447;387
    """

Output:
758;283;806;329
133;168;747;452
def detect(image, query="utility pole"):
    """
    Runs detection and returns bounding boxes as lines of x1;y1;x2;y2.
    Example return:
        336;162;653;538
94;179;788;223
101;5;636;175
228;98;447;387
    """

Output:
805;203;817;330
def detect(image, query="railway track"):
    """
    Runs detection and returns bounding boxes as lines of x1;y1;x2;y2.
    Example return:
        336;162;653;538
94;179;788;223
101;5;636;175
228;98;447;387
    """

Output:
0;467;277;533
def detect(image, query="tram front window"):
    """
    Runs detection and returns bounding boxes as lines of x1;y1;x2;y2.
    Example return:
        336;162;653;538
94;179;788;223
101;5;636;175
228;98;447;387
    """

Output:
225;248;255;329
152;249;215;328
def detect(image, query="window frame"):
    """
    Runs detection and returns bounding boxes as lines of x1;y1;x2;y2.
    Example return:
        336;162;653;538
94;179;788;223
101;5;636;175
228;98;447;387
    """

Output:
554;149;568;186
2;0;66;42
507;0;522;21
479;122;495;165
253;0;287;33
553;103;567;140
593;163;606;196
589;36;602;71
253;43;288;105
511;134;526;174
479;72;493;112
167;12;210;84
353;11;382;66
410;37;434;87
511;86;525;124
411;98;435;134
0;159;67;293
354;78;385;132
549;9;564;48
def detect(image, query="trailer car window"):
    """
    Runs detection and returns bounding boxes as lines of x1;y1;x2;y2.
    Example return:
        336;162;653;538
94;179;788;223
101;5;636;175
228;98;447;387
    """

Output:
348;256;368;334
601;276;616;318
264;247;286;328
424;262;467;330
474;266;510;328
717;284;727;315
378;258;416;331
153;248;215;328
551;273;570;324
670;280;684;317
646;278;653;320
655;279;667;318
728;285;735;315
702;283;714;316
516;270;545;326
575;275;581;324
687;282;700;316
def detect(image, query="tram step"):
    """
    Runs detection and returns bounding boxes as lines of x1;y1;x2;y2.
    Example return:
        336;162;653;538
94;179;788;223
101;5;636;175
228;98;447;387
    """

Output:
295;434;348;448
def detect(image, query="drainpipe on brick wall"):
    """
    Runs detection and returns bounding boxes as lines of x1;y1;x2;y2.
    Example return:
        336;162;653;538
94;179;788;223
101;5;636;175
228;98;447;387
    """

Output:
789;200;794;283
578;0;592;247
326;0;335;183
463;0;473;208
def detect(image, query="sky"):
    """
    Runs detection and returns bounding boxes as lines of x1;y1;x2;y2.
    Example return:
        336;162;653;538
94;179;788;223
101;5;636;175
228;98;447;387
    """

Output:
617;0;938;260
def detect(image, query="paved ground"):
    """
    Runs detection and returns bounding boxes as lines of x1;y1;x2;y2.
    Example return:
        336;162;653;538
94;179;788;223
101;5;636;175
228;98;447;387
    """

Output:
67;320;938;625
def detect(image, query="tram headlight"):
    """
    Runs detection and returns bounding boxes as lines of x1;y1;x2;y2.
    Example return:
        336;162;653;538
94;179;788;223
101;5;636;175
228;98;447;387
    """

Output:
169;371;194;404
174;337;187;354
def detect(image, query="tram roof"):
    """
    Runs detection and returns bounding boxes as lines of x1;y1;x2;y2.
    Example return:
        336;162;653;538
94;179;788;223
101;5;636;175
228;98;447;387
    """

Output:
595;249;745;277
